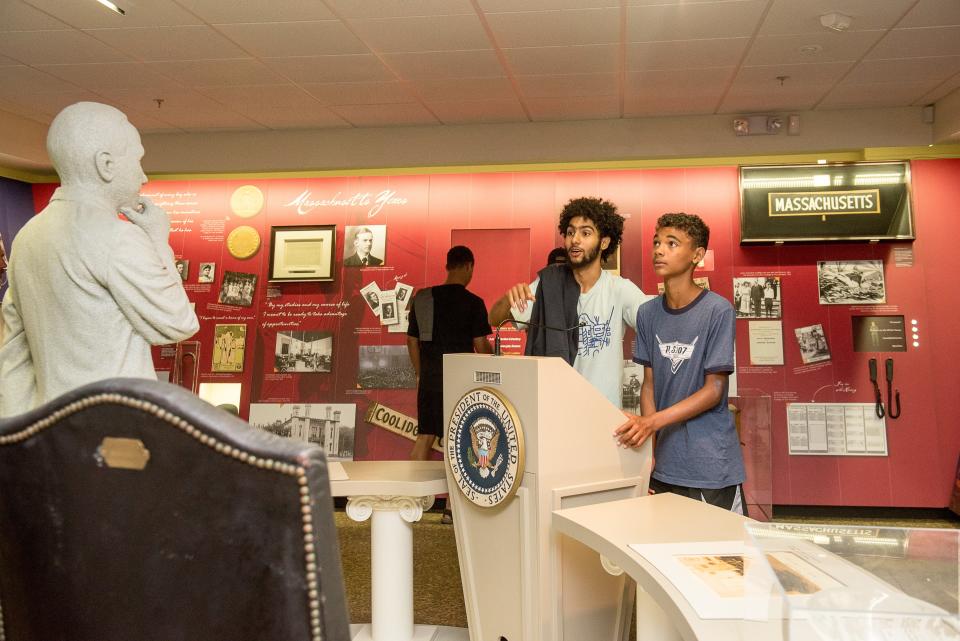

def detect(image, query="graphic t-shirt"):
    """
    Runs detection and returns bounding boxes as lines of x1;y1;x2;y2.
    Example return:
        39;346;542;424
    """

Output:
514;270;649;408
633;289;745;489
408;284;491;391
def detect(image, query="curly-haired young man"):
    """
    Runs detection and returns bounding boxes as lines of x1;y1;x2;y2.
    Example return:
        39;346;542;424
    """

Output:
489;197;650;410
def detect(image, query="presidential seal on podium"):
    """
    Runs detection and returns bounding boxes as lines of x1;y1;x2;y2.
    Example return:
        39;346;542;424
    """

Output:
446;387;524;507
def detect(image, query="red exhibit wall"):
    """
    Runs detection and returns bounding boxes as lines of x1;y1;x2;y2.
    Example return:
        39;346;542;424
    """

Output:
28;160;960;507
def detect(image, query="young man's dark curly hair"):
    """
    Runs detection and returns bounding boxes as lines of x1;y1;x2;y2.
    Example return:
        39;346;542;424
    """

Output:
655;212;710;251
557;197;624;262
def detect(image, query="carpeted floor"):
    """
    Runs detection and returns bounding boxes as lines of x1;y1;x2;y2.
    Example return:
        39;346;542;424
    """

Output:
335;505;960;630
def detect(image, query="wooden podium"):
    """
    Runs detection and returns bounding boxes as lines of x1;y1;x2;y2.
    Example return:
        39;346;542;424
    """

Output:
443;354;652;641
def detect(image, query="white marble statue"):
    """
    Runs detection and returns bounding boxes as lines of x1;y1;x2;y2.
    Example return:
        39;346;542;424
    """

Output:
0;102;198;416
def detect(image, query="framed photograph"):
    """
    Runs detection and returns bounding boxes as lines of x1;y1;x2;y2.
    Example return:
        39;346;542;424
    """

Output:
249;403;355;460
269;225;336;282
218;271;257;307
344;225;386;267
739;162;914;243
175;259;189;281
733;277;781;319
817;260;885;304
198;262;215;283
212;324;246;372
274;330;333;373
795;323;831;364
601;245;620;275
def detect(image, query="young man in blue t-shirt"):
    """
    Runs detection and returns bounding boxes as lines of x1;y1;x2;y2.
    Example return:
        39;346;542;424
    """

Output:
614;213;746;514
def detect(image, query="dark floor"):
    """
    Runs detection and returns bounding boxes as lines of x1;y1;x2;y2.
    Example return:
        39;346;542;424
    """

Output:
335;504;960;629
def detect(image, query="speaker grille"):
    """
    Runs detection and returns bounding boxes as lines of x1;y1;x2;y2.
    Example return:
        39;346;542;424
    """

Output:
474;371;501;385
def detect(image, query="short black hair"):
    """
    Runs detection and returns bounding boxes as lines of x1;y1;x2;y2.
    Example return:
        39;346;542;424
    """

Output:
446;245;475;270
558;197;624;262
655;213;710;250
546;247;567;265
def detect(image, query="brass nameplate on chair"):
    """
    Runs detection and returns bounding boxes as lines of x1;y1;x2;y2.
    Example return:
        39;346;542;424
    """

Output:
98;437;151;471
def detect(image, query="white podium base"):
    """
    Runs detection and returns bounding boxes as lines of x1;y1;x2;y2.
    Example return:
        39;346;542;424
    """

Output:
349;624;469;641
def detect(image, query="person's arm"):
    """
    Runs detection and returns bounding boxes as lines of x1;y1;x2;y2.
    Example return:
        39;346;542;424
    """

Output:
472;335;493;354
406;335;421;378
488;282;535;326
614;373;728;448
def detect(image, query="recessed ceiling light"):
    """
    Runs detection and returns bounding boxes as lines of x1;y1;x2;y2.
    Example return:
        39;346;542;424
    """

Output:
820;12;852;32
94;0;125;15
799;44;823;55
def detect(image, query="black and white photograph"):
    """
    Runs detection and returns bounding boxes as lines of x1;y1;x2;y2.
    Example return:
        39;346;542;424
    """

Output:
198;262;215;283
175;258;189;281
794;323;831;364
248;403;355;460
343;225;386;267
817;260;885;305
621;360;645;413
218;271;258;307
212;324;246;372
274;330;333;373
394;282;414;310
379;290;398;326
733;277;781;319
358;345;416;388
361;281;382;315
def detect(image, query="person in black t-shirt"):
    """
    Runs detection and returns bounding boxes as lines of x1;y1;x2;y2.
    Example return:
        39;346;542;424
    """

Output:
407;245;492;461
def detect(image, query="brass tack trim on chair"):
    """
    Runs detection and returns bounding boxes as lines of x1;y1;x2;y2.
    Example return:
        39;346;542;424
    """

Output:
0;393;326;641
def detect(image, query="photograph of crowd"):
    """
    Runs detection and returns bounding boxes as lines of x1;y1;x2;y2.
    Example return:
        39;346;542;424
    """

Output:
733;277;781;319
274;330;333;373
248;403;355;460
218;271;258;307
357;345;416;389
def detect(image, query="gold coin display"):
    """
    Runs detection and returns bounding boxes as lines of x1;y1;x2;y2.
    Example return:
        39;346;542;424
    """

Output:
227;225;261;259
230;185;264;218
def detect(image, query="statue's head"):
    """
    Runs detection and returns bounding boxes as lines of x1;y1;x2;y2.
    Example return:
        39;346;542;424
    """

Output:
47;102;147;210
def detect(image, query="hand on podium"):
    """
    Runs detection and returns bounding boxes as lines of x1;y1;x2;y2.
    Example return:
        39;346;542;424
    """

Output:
613;412;657;449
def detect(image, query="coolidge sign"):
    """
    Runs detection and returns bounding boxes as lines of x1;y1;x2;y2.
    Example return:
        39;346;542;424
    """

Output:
739;162;914;243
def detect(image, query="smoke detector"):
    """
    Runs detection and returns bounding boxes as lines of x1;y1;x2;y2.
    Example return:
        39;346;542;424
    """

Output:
820;12;852;32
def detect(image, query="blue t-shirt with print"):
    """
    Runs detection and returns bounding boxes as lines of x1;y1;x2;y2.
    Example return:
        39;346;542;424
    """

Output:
633;290;745;489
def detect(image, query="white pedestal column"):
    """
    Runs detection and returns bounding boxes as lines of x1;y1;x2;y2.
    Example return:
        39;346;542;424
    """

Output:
346;495;435;641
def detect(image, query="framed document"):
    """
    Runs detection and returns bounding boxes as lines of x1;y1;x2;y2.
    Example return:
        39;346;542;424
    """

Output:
268;225;336;282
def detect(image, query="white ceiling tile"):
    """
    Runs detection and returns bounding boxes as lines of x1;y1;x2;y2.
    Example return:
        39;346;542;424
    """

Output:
759;0;915;36
0;55;20;66
349;15;492;53
744;31;882;66
88;26;250;61
0;1;69;31
0;90;105;118
819;81;936;108
0;66;85;96
302;81;416;105
24;0;203;29
504;44;618;75
899;0;960;28
626;0;752;4
175;0;335;23
329;103;439;126
517;73;617;98
326;0;476;19
0;96;53;123
100;87;262;129
627;38;749;71
265;55;395;83
382;50;505;80
735;61;852;85
407;77;517;101
146;59;285;87
719;85;830;112
214;21;368;58
486;9;619;48
625;67;734;94
36;62;185;92
0;30;130;65
428;99;527;124
918;72;960;103
847;57;960;85
481;0;617;9
196;85;350;128
124;112;180;133
526;95;620;121
624;93;720;117
868;26;960;59
626;1;768;42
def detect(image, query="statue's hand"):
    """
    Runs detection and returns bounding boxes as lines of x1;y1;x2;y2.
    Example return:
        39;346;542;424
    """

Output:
120;196;170;242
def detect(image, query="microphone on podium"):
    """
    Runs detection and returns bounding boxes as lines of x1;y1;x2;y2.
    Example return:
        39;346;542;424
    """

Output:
493;318;584;356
